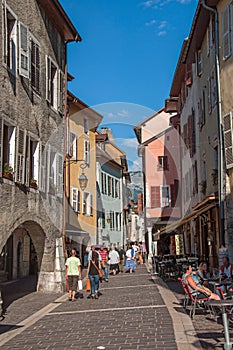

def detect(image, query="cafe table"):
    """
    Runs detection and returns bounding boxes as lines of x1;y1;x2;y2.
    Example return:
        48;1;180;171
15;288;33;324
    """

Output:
206;299;233;350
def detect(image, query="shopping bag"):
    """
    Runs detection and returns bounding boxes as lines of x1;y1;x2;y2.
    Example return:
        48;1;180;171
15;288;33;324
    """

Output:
78;280;83;290
86;278;90;292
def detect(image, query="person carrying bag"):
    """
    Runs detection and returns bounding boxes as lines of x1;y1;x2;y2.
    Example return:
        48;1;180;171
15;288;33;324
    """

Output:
86;251;102;299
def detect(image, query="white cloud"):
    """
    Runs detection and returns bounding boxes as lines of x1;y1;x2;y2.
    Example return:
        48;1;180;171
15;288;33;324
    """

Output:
145;19;157;26
157;30;167;36
120;138;138;148
141;0;155;7
129;159;142;172
158;20;167;29
117;109;129;117
108;112;114;118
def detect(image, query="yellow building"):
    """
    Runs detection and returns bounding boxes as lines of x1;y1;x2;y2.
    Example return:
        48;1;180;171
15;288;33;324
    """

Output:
65;91;102;259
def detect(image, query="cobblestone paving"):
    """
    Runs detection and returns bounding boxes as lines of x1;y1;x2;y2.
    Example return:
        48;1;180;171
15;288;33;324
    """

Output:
0;268;177;350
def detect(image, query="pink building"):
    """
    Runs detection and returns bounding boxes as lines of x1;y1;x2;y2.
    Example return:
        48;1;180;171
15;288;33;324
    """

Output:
134;108;181;256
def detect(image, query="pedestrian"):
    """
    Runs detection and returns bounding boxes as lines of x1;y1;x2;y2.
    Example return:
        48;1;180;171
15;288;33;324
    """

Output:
99;246;109;282
65;248;82;302
109;247;120;275
88;245;102;262
138;241;144;265
133;241;139;264
86;250;101;299
118;245;125;273
125;244;136;273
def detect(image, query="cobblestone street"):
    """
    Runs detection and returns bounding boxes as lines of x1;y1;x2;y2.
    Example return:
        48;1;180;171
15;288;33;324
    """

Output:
0;266;200;350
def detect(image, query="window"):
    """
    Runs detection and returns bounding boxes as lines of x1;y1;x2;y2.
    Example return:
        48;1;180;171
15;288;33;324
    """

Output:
208;70;217;113
2;123;16;178
115;179;119;198
71;188;80;212
2;3;17;74
18;23;40;92
69;132;77;159
82;192;93;215
84;118;89;135
46;56;63;111
25;136;39;187
108;176;112;196
15;128;26;183
84;139;90;165
30;37;40;93
223;112;233;168
160;185;170;208
192;162;198;195
110;211;114;230
207;17;214;56
214;146;218;171
198;91;206;128
222;4;233;60
48;148;56;194
157;156;168;171
39;144;46;192
196;50;202;76
102;210;105;229
115;212;121;231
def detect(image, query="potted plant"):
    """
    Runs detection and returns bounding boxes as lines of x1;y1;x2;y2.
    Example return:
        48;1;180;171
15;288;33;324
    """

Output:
29;177;38;189
3;162;13;180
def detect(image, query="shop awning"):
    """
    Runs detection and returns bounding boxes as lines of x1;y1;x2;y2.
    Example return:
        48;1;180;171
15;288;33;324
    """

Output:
158;195;218;237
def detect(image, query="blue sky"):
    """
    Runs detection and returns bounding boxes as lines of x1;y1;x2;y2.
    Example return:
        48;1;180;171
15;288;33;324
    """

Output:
60;0;198;170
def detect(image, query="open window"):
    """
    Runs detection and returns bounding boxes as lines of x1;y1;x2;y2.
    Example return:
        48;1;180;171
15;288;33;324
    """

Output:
3;3;17;75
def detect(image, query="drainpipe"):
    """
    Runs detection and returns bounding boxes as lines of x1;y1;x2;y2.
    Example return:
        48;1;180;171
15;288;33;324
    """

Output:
202;0;225;248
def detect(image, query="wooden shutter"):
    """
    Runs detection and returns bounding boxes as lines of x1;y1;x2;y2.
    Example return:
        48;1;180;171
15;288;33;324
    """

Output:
46;55;51;102
30;38;40;92
56;153;63;197
25;134;30;186
15;128;26;183
77;190;80;212
84;140;90;165
171;180;179;207
71;188;78;212
0;117;3;177
3;1;7;65
223;112;233;168
151;186;160;208
39;143;46;192
222;6;231;60
19;22;29;78
58;70;64;113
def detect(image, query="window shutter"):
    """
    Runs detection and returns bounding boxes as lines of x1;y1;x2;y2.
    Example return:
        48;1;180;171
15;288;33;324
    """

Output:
151;186;160;208
19;22;29;78
30;38;40;92
39;143;47;192
0;117;3;177
77;190;80;212
15;128;26;183
71;188;78;212
90;194;93;215
84;139;90;165
46;55;51;102
56;153;63;197
3;1;8;65
222;6;231;60
58;70;64;113
25;134;30;186
223;112;233;168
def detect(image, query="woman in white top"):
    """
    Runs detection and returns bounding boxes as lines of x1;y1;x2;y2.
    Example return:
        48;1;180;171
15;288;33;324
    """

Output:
109;247;120;275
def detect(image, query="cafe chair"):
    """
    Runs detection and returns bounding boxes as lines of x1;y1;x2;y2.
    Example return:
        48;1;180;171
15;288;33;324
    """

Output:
185;283;209;319
178;277;190;308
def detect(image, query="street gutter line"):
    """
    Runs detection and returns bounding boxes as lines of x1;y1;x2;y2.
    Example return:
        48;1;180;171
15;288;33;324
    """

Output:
49;304;167;316
100;284;156;290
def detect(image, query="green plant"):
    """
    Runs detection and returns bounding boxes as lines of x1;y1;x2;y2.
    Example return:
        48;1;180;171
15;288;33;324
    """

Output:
30;177;37;185
3;162;13;174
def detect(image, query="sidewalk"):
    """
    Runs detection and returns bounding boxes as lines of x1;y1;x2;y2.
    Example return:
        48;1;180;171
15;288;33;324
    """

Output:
0;266;227;349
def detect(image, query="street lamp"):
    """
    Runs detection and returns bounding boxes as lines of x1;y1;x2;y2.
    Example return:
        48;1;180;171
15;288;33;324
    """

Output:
65;159;88;191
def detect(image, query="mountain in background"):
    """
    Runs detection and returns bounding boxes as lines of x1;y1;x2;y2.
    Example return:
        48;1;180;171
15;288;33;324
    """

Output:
128;171;143;203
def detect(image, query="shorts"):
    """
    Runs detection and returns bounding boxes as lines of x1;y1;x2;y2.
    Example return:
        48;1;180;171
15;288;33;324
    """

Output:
68;275;78;291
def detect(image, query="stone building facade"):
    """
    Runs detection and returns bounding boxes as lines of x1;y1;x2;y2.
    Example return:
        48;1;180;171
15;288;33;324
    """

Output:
0;0;80;291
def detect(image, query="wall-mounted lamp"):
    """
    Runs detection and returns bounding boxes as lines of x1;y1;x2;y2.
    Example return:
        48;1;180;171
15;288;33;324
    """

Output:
65;159;88;191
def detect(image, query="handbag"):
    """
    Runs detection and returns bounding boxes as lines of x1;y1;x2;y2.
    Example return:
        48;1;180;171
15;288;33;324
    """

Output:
86;278;90;292
78;280;83;290
92;261;104;279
